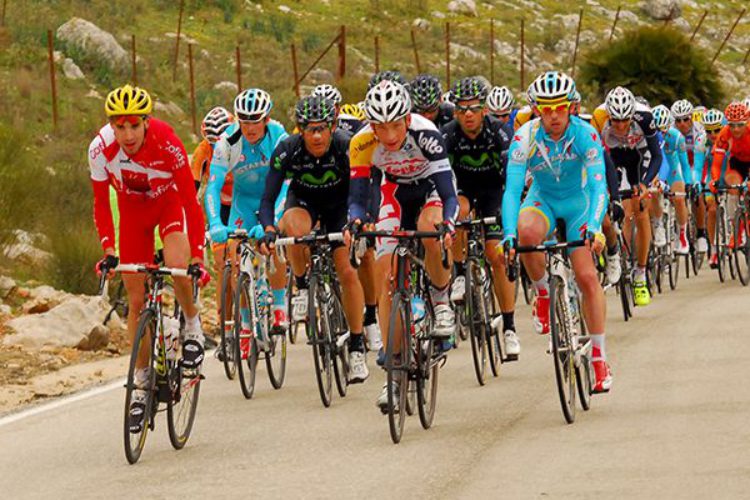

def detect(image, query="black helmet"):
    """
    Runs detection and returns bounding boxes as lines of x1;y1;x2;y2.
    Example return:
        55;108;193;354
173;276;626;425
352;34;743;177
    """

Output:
449;76;488;103
410;74;442;112
368;70;409;91
295;95;336;126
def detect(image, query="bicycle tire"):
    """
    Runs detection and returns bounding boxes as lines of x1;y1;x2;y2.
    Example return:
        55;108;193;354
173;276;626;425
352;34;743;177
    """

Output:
575;349;593;412
330;285;349;398
263;283;287;390
734;209;750;286
717;206;728;283
386;292;409;444
465;260;488;386
286;278;299;344
308;275;334;407
416;335;438;430
123;308;157;464
234;273;258;399
219;263;236;380
550;275;576;424
167;329;201;450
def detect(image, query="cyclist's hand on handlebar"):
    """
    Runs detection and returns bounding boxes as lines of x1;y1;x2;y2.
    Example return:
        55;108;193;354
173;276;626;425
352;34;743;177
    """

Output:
343;219;362;247
586;230;606;256
96;253;118;279
610;200;625;224
502;236;517;264
208;224;229;244
259;226;277;255
187;262;211;288
708;179;719;194
436;221;455;249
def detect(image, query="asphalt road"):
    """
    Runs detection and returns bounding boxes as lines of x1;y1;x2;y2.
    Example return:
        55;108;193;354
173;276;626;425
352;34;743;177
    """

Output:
1;267;748;499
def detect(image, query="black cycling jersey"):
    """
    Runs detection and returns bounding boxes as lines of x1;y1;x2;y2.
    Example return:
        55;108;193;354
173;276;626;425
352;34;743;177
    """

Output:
433;102;454;128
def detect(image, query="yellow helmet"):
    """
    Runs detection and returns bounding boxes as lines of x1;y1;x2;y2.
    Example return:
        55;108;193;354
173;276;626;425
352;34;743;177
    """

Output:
105;84;153;117
340;103;365;121
692;105;706;124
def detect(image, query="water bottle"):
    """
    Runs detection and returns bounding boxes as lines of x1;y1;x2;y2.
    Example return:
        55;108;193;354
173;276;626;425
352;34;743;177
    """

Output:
163;316;181;361
411;296;426;327
257;276;271;306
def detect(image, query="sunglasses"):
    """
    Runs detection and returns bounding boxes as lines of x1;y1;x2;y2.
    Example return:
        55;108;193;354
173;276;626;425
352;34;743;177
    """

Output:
729;122;747;128
494;112;511;118
112;115;144;126
610;117;631;124
237;112;267;123
675;117;691;123
705;127;722;134
455;103;485;113
302;123;331;134
537;102;571;114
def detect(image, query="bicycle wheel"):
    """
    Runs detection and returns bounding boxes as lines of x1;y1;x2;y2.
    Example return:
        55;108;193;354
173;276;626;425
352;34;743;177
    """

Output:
456;308;468;343
219;264;236;380
521;264;533;305
386;292;409;444
286;277;299;344
549;276;576;424
416;334;438;430
669;252;679;291
728;218;738;281
575;349;593;412
330;287;349;398
717;207;728;283
308;275;334;407
465;261;488;386
234;273;258;399
265;318;287;390
482;265;503;377
167;335;201;449
123;309;157;464
734;209;750;286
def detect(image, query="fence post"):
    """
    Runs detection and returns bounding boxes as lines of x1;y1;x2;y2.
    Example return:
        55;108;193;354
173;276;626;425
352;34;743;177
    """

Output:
374;35;380;73
712;8;746;65
172;0;185;82
690;10;708;42
188;43;197;136
46;29;58;130
1;0;7;27
743;45;750;65
571;8;584;78
445;22;451;89
410;28;421;74
489;19;495;85
235;45;242;91
291;43;300;98
520;19;525;92
131;34;137;85
609;5;620;43
337;25;346;82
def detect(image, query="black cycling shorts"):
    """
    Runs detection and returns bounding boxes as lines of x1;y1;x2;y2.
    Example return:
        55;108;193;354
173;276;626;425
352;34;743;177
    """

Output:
285;190;346;250
457;188;503;240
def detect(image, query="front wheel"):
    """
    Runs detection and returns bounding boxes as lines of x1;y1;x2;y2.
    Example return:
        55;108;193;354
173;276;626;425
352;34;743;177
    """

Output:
308;276;334;408
234;273;259;399
167;359;201;449
717;207;728;283
465;261;488;386
386;292;409;444
550;276;576;424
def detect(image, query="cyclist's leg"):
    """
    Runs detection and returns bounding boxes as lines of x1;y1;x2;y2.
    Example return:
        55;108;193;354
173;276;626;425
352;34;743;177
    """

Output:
672;180;688;226
417;201;451;289
278;200;313;284
374;181;402;353
477;191;514;324
635;191;652;267
518;188;552;281
451;193;471;276
706;193;717;247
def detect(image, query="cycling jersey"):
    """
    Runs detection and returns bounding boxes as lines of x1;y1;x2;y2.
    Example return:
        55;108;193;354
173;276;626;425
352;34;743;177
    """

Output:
336;112;364;135
433;102;455;128
348;113;458;226
593;103;662;188
260;129;351;230
679;122;707;185
205;120;288;232
191;139;233;206
658;127;692;185
513;105;533;130
88;118;204;260
711;125;750;181
502;116;608;242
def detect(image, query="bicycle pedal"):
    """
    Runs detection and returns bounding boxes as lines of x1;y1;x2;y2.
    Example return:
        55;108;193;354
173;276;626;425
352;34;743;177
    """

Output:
504;354;519;362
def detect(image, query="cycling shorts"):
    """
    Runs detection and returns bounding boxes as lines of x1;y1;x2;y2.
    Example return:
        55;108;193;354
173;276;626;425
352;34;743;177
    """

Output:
520;186;592;244
728;157;750;180
285;190;347;250
119;188;185;265
457;188;503;240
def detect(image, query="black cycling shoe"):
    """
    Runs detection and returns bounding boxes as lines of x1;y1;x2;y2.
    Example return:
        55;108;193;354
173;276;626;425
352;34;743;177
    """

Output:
181;339;205;368
129;397;146;434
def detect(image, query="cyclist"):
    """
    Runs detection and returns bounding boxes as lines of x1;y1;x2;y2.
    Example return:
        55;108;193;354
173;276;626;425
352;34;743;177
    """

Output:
486;85;515;128
671;99;708;254
652;104;691;254
260;95;369;383
702;108;726;267
205;88;290;357
311;84;364;135
90;84;209;432
502;71;612;393
592;86;662;306
409;74;455;128
346;79;459;410
441;77;518;356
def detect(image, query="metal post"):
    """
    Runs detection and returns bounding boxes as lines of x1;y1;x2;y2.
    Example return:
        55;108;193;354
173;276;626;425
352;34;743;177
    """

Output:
188;43;197;136
410;28;421;74
374;35;380;73
571;8;584;78
337;25;346;81
520;19;525;92
291;43;300;98
445;22;451;89
609;6;621;43
712;8;746;65
131;34;137;85
46;30;58;130
743;45;750;65
690;10;708;42
490;19;495;85
1;0;7;27
172;0;185;82
235;45;242;91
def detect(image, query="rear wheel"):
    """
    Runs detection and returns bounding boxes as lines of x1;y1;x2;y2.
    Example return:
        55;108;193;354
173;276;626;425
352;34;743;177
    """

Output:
308;275;334;408
734;209;750;286
219;264;236;380
550;276;576;424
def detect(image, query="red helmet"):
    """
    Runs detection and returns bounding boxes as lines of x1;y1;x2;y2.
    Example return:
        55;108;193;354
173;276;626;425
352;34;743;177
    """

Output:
724;101;749;123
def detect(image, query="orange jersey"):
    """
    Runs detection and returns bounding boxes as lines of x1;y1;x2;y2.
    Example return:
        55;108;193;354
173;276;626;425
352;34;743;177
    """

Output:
710;125;750;180
191;139;233;205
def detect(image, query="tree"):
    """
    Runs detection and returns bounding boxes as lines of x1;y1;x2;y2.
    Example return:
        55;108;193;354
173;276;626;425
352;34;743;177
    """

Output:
579;27;724;107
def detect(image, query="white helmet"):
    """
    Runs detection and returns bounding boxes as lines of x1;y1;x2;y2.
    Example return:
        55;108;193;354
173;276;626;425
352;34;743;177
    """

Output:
311;84;342;106
604;86;635;120
670;99;694;120
201;106;234;142
651;104;672;132
234;88;273;120
702;108;724;129
364;80;411;124
487;86;515;113
528;71;576;104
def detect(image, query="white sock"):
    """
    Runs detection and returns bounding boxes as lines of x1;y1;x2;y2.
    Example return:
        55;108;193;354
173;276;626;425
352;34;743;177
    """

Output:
533;272;549;295
184;314;202;341
590;334;605;361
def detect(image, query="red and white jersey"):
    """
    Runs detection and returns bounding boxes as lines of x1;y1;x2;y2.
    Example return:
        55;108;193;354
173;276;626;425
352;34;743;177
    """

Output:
88;118;205;259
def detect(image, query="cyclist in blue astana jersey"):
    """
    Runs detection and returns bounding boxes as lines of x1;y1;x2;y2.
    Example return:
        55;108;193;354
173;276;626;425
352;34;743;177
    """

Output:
205;88;290;338
652;104;691;254
502;71;612;394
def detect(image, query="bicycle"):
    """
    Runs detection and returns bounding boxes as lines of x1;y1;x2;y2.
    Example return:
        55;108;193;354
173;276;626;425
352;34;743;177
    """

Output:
98;261;202;465
230;229;287;399
713;186;741;283
275;231;349;408
354;229;450;444
621;189;656;301
455;216;515;386
511;232;595;424
730;184;750;285
602;207;634;322
685;186;705;277
651;187;683;293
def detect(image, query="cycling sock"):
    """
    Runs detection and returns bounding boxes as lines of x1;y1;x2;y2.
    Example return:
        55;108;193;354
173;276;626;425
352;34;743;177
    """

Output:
295;274;308;290
349;333;365;353
272;288;286;307
502;311;515;332
607;244;618;256
430;284;450;305
134;367;150;388
364;304;377;326
697;228;707;239
533;272;550;295
454;260;466;276
590;334;605;361
184;314;201;339
635;266;646;281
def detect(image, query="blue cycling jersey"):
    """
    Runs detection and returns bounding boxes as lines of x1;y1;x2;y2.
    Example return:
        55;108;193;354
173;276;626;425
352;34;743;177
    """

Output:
205;120;289;231
502;116;608;240
658;127;692;185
